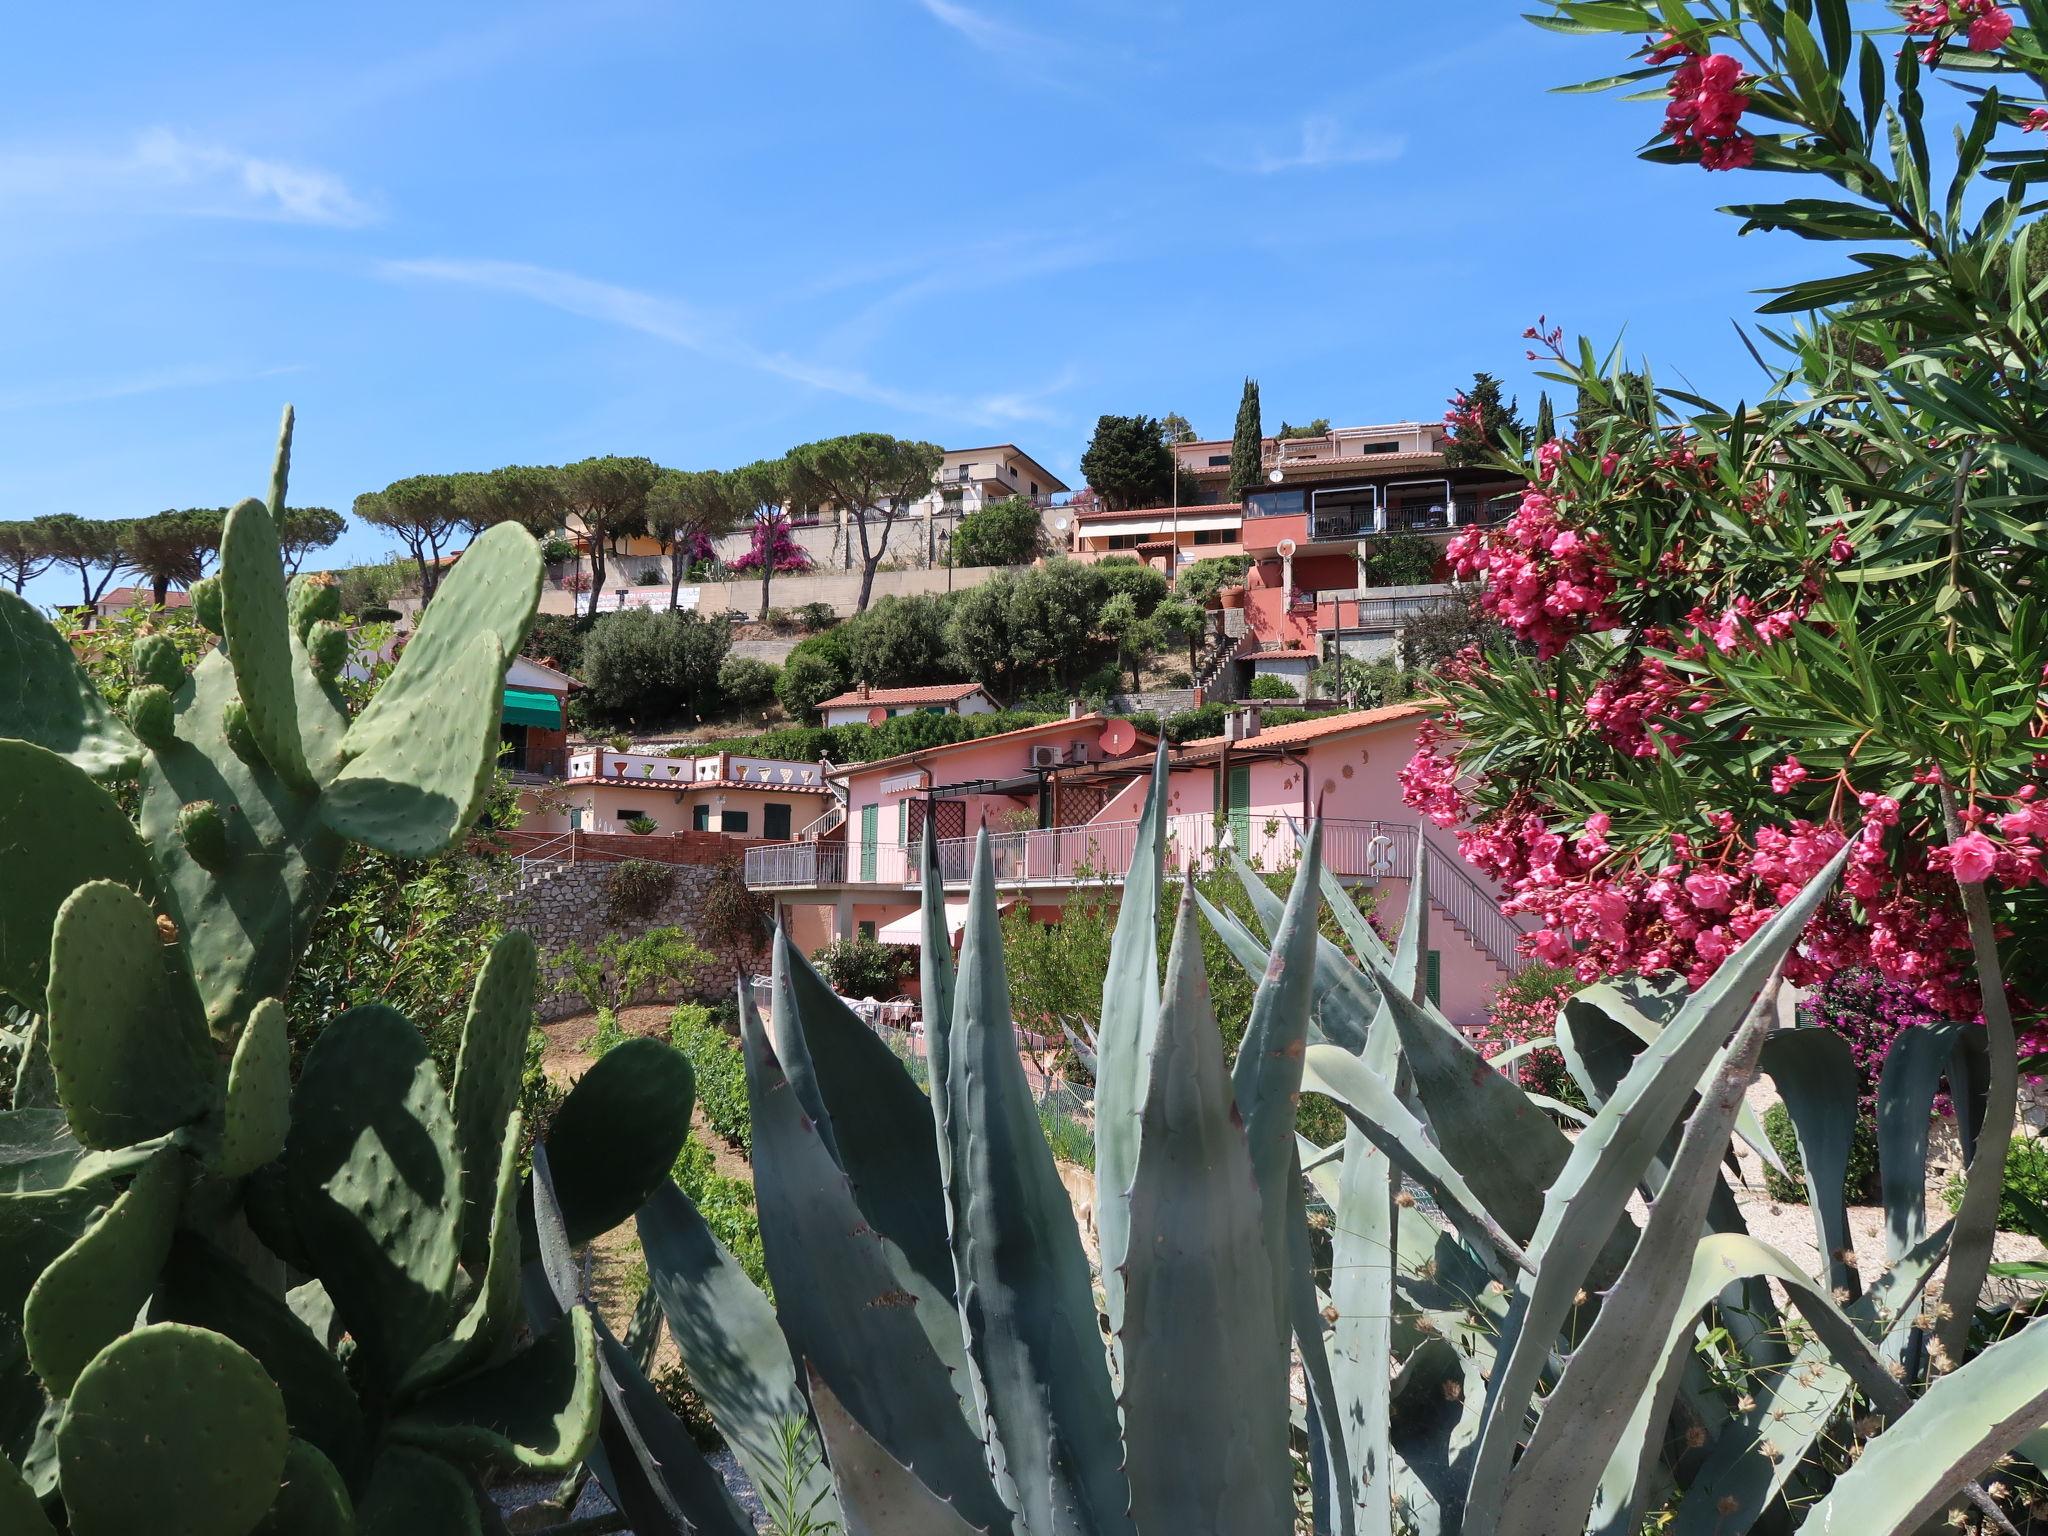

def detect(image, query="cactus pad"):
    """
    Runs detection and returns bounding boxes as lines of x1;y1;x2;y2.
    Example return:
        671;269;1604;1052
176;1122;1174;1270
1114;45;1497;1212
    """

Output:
152;1234;366;1480
523;1037;693;1249
0;741;161;1016
138;648;343;1037
389;1306;600;1473
25;1150;185;1396
45;881;217;1150
287;575;340;642
451;930;536;1272
0;590;140;781
216;998;289;1178
398;1109;525;1397
355;1445;481;1536
306;619;349;680
56;1323;288;1536
251;1438;351;1536
219;498;313;790
285;1005;461;1389
321;631;505;858
344;521;542;747
0;1451;54;1535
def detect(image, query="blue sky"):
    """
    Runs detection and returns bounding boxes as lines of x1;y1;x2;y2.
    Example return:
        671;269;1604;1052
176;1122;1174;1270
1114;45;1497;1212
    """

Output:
4;0;1838;605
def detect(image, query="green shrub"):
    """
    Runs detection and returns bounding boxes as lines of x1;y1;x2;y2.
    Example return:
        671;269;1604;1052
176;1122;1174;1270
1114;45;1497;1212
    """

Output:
1362;531;1441;587
1762;1098;1881;1205
813;933;914;999
1038;1101;1096;1169
774;636;852;722
951;496;1046;567
581;607;732;727
552;927;710;1014
1094;556;1170;617
672;1002;751;1152
794;601;836;631
1943;1133;2048;1235
540;535;577;566
717;654;780;711
623;813;658;836
1173;555;1249;607
584;1006;628;1057
1249;674;1301;700
603;859;677;924
673;1135;768;1291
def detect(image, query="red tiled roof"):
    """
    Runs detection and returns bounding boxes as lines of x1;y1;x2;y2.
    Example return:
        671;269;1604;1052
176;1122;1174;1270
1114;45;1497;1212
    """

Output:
1175;702;1435;758
838;711;1158;780
1248;646;1317;660
818;683;992;709
1073;501;1243;522
97;587;192;609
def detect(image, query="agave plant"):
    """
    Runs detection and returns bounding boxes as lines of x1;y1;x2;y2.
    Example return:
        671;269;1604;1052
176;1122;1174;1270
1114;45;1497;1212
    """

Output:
0;413;702;1534
607;744;2048;1536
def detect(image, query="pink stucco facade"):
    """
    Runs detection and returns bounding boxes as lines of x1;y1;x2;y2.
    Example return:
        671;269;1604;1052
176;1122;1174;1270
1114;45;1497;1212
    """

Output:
750;704;1526;1027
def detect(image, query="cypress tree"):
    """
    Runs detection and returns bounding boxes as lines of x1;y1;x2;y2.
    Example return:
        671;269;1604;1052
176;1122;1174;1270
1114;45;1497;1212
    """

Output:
1533;391;1557;445
1443;372;1526;469
1227;377;1263;503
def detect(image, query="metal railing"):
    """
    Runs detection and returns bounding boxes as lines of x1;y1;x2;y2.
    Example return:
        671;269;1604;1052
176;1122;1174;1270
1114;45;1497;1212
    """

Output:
743;813;1530;975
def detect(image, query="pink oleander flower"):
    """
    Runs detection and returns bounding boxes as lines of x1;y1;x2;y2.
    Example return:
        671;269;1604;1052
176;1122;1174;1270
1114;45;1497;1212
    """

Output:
1770;755;1809;795
1943;830;1999;884
1970;5;2014;50
2028;108;2048;132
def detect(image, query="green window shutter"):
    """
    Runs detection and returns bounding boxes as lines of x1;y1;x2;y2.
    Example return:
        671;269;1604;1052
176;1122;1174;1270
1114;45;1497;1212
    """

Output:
1426;950;1442;1007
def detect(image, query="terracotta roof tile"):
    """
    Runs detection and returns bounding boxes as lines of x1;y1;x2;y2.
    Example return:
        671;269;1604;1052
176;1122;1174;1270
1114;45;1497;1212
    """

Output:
818;683;992;709
1175;702;1435;758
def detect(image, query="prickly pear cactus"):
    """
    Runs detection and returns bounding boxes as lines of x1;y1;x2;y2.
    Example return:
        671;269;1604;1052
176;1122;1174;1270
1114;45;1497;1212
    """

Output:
0;410;697;1533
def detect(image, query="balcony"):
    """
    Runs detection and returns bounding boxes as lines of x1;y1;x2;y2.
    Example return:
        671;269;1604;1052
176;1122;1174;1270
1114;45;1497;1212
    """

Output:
746;816;1531;972
565;748;825;788
750;815;1424;893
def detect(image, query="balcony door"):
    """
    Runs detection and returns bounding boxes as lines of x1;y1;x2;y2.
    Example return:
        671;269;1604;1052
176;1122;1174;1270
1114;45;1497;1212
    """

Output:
859;803;878;882
1226;764;1251;849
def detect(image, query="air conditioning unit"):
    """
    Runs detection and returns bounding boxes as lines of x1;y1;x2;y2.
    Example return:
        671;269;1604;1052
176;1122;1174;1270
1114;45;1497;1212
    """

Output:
1029;744;1066;769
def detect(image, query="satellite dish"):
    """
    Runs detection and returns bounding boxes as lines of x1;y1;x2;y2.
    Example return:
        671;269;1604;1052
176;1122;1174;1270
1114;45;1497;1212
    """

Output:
867;706;888;727
1268;468;1285;484
1276;537;1297;559
1054;516;1070;531
1100;719;1137;757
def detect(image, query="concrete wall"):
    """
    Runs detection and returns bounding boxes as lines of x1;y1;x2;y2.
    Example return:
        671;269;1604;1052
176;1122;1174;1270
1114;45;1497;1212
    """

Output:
539;563;1010;619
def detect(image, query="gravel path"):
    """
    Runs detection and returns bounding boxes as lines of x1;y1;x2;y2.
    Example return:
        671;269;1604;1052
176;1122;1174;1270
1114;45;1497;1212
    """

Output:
1728;1080;2045;1297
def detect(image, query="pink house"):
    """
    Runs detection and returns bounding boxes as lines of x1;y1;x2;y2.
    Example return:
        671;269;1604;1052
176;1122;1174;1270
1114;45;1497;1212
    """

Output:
745;703;1528;1024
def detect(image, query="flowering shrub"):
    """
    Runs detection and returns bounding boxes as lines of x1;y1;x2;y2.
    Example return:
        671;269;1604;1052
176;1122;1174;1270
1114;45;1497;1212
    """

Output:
1416;4;2048;1065
726;513;813;574
1797;967;1951;1108
1473;963;1581;1106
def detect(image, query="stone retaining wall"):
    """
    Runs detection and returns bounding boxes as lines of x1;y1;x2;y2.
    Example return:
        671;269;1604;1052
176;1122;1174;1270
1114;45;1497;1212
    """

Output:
504;859;765;1021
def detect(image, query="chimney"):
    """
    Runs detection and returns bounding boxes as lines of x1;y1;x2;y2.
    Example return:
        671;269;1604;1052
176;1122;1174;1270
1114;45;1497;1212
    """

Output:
858;681;870;700
1224;705;1260;743
1067;700;1083;721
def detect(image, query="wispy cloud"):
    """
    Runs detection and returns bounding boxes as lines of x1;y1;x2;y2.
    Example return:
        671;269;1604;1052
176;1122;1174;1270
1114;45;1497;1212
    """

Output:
1241;115;1406;175
0;129;378;227
0;361;308;414
377;257;1068;426
914;0;1078;89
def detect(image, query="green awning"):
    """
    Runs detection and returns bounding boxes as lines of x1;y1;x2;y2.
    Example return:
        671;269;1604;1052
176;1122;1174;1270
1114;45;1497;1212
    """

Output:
502;687;563;729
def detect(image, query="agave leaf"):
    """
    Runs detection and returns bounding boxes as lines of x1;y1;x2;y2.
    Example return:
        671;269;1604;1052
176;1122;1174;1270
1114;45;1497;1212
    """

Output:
938;830;1131;1535
1562;979;1783;1175
1094;742;1168;1353
1391;838;1430;1005
527;1154;756;1536
1939;882;2019;1365
1876;1024;1961;1266
1495;969;1782;1535
1303;1045;1531;1277
811;1370;992;1536
1386;1337;1486;1536
1760;1028;1862;1301
918;819;958;1195
769;926;954;1307
739;979;1008;1532
637;1181;837;1524
1667;1224;1954;1536
1316;860;1396;971
1461;845;1848;1536
1369;962;1627;1275
1328;1121;1397;1535
1221;857;1374;1053
1119;892;1292;1533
